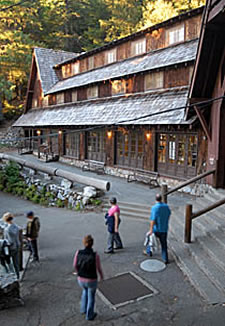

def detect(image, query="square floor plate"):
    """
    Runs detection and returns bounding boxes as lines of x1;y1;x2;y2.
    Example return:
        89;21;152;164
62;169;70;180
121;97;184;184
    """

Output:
97;271;158;309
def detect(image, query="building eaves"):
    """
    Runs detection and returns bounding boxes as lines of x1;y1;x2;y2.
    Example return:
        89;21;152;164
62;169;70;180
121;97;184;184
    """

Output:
47;39;198;95
34;47;79;94
54;6;204;68
13;86;196;128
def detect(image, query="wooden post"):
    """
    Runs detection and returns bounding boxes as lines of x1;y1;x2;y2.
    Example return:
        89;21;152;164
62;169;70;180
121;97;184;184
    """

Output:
18;229;23;271
161;184;168;203
185;204;193;243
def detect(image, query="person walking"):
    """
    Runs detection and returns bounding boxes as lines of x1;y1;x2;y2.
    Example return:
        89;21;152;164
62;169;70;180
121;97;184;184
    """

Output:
149;194;171;264
104;197;123;254
2;212;20;279
73;235;104;321
25;211;40;262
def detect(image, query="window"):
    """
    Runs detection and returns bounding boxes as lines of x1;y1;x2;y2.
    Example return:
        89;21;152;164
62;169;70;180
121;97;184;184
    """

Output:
88;56;94;70
65;132;80;158
62;64;71;78
56;92;64;104
72;90;77;102
42;96;49;107
87;85;98;99
145;71;163;90
169;134;176;163
131;38;146;56
158;134;166;163
72;62;79;75
105;49;117;64
177;135;186;165
112;79;126;95
188;135;197;167
32;98;38;108
87;131;106;161
189;66;194;84
167;24;184;45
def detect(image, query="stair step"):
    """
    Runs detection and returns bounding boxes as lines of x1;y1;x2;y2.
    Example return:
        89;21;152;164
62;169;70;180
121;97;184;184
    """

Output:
102;200;151;212
168;238;225;304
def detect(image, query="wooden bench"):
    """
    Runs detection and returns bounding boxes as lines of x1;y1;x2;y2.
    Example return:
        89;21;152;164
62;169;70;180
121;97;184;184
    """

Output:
127;169;159;188
82;160;105;175
18;141;33;155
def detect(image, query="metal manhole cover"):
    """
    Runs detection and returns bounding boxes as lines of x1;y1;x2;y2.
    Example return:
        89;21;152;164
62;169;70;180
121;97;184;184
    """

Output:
140;259;166;272
97;271;158;309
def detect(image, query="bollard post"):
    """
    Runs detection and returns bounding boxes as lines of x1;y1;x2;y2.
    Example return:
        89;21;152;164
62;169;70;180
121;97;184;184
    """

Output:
185;204;192;243
18;229;23;271
161;184;168;203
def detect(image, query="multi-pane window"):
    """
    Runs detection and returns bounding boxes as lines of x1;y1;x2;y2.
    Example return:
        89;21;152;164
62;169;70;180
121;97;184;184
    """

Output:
56;92;64;104
167;24;185;45
169;134;176;163
62;64;71;78
42;96;49;107
188;135;197;167
145;71;164;90
158;134;166;163
88;56;94;70
65;132;80;158
112;79;126;95
87;85;98;99
131;38;146;56
87;131;106;161
177;135;186;165
72;62;79;75
105;49;117;64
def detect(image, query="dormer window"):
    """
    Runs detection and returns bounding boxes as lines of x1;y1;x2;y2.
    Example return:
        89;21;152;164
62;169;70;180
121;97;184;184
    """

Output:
106;49;117;64
62;64;71;79
87;85;98;99
167;24;185;45
145;71;164;90
72;90;77;102
88;56;94;70
56;92;64;104
131;38;146;56
72;62;79;75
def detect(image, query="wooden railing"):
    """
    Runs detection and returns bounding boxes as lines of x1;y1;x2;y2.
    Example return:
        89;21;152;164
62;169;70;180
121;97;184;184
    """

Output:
160;169;217;243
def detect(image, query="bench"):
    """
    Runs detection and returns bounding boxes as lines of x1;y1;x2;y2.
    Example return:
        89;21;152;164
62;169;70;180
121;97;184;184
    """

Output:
127;169;159;188
82;160;105;175
18;141;33;155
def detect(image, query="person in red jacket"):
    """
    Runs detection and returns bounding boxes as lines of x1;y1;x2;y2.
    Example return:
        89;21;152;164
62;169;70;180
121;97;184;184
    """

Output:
73;235;104;321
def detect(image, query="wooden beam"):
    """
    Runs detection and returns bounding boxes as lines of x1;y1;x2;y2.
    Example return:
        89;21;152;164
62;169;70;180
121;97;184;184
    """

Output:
194;106;211;140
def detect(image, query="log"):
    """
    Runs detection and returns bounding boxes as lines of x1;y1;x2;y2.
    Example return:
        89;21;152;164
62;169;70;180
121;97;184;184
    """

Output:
55;169;110;191
23;161;57;176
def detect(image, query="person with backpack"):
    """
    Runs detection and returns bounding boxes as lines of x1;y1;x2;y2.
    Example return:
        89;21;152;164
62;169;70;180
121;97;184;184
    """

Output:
0;239;12;274
25;211;40;262
73;235;104;321
2;212;21;279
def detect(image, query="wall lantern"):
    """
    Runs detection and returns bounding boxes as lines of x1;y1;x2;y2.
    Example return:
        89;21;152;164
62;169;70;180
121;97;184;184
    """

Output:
146;132;151;141
37;130;41;136
107;131;112;139
58;130;62;135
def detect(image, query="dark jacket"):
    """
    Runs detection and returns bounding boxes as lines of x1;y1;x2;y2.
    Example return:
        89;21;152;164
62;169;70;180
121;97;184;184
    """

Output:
76;248;97;279
105;213;115;233
26;217;40;239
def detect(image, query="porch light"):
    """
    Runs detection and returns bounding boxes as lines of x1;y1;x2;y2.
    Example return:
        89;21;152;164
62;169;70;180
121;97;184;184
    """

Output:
58;130;62;135
146;132;151;141
37;130;41;135
107;131;112;139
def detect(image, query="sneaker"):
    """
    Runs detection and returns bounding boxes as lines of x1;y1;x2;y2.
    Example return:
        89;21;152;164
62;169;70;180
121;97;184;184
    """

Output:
104;250;114;254
87;312;97;321
114;246;123;250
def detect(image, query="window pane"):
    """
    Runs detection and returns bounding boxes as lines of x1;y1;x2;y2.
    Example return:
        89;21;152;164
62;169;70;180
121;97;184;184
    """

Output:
158;134;166;163
169;134;176;163
177;135;186;165
188;135;197;167
112;80;126;95
145;71;163;90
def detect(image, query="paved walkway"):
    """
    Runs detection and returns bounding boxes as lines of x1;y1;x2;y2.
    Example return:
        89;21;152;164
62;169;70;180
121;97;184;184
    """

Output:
5;151;196;209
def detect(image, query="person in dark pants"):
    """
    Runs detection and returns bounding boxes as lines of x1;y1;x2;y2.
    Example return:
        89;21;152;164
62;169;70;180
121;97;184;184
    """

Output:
104;197;123;254
3;212;20;279
149;194;171;264
25;211;40;262
73;235;104;321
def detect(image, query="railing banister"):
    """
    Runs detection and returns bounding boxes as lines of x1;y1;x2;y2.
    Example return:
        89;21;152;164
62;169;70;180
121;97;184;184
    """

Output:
192;197;225;220
166;169;216;196
185;204;193;243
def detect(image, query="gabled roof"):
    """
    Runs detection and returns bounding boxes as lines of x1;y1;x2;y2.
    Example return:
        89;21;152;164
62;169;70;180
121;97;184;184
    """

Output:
34;48;79;94
47;39;198;95
13;86;196;127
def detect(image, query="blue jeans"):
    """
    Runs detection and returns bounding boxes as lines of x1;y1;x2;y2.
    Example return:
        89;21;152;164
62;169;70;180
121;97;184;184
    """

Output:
107;232;123;252
155;232;168;263
78;279;97;320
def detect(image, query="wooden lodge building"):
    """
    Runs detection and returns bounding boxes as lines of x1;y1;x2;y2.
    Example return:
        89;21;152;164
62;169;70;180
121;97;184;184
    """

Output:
14;4;224;187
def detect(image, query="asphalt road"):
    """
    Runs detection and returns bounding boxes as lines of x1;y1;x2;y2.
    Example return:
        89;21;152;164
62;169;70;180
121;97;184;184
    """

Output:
0;192;224;326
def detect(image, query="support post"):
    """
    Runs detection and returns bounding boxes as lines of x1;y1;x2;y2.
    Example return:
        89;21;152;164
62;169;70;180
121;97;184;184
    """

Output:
18;229;23;271
185;204;193;243
161;184;168;203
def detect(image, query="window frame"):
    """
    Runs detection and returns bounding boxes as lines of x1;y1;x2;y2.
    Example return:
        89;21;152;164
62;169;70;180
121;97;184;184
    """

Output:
145;71;164;91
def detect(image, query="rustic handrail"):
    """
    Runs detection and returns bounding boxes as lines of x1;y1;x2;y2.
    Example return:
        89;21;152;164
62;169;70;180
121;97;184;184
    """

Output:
185;197;225;243
161;169;216;203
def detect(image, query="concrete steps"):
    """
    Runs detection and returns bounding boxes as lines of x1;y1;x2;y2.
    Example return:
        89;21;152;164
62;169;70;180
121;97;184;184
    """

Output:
102;200;150;220
168;188;225;304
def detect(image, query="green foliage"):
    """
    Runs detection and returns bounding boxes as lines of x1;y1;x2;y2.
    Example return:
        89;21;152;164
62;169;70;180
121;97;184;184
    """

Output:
90;198;102;206
56;198;64;208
